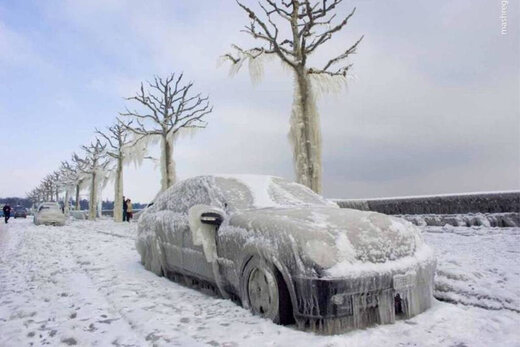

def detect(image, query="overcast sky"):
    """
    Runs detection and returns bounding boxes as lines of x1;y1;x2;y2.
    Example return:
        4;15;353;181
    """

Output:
0;0;518;202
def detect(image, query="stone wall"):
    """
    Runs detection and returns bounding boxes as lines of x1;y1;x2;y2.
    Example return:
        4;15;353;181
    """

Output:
335;191;519;215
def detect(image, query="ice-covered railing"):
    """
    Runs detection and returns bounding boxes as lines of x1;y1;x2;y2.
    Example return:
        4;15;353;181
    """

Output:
333;191;519;215
401;213;519;228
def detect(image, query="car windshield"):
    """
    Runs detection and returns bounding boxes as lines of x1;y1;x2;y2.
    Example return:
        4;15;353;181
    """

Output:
214;176;332;210
39;204;59;212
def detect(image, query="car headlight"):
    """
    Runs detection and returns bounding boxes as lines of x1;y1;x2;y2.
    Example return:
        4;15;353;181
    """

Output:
303;239;338;269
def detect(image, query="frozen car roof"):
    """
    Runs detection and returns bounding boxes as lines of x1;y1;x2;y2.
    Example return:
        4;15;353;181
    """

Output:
39;202;60;209
150;175;338;214
213;175;337;209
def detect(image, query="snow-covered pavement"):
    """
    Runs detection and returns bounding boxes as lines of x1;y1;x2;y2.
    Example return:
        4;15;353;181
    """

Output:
0;219;518;346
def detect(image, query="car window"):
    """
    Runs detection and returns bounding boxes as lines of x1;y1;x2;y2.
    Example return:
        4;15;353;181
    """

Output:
214;177;254;210
270;177;330;207
214;176;330;209
153;178;213;214
39;204;59;212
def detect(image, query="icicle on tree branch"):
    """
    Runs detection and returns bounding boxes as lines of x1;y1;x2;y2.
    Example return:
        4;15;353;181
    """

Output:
50;171;61;202
120;73;213;192
71;153;89;210
222;0;363;193
95;120;134;222
38;180;49;202
74;139;110;220
58;160;83;215
41;174;58;202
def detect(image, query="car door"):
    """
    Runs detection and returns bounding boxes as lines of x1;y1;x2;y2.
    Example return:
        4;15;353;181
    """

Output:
157;210;184;273
177;179;216;281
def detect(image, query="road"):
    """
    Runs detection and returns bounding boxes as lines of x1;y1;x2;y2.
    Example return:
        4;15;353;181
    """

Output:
0;219;518;346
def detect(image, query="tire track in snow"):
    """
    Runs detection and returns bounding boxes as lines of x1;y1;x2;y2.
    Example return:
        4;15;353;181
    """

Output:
2;219;519;347
423;226;520;313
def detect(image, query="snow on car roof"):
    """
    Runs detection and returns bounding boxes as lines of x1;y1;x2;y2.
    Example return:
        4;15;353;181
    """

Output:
39;202;60;208
40;202;59;206
213;174;334;209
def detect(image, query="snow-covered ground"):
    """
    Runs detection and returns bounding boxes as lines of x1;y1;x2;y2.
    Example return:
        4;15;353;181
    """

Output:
0;219;518;346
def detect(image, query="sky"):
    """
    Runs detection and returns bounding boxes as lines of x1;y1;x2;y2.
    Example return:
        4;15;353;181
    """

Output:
0;0;518;203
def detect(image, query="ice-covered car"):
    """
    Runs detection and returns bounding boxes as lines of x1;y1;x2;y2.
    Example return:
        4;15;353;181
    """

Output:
134;201;154;220
137;175;436;333
14;206;28;218
34;202;66;226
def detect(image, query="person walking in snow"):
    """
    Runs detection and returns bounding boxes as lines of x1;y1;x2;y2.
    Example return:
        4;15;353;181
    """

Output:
122;196;128;222
126;199;133;222
3;204;12;224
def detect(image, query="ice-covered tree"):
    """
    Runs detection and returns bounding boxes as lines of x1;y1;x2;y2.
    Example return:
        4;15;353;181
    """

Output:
74;139;110;220
223;0;363;193
96;121;134;222
121;74;213;191
59;160;83;215
41;175;57;201
71;153;88;210
27;188;42;206
50;171;61;202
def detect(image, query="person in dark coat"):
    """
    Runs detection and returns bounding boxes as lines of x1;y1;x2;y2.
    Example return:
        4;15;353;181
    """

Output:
122;196;128;222
126;199;133;222
3;204;11;224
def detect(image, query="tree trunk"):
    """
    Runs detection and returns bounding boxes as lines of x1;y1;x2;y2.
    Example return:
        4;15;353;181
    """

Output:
161;136;176;191
89;172;97;220
75;184;80;210
97;197;102;219
288;70;322;193
64;190;70;215
113;156;124;222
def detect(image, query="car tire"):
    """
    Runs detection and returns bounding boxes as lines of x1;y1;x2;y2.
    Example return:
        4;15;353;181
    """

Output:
241;256;293;325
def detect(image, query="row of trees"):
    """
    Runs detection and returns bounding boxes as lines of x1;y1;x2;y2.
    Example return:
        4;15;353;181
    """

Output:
27;0;361;221
27;73;213;222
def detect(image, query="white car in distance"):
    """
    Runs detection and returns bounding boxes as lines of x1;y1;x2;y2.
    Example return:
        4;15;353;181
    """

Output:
34;202;66;226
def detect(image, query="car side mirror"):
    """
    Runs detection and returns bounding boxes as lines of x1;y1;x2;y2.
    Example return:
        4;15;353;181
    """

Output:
200;211;223;226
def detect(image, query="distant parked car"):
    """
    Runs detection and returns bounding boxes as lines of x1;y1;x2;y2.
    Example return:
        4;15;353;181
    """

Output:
137;175;436;333
34;202;66;226
13;206;28;218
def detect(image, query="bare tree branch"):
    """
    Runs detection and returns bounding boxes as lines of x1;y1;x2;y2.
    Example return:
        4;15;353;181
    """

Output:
120;73;213;189
223;0;362;77
120;74;212;139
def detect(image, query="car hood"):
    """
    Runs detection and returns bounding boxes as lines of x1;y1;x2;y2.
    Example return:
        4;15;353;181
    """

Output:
228;206;422;268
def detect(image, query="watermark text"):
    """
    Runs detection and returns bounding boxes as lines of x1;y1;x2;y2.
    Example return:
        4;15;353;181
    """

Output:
500;0;508;35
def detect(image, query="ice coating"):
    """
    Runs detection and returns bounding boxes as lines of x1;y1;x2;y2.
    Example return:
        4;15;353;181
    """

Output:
136;175;436;333
188;204;224;263
217;175;273;208
139;175;427;271
34;202;66;226
229;207;422;270
213;175;336;209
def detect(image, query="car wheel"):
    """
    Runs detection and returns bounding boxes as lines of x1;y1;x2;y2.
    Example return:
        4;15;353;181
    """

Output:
241;257;293;324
